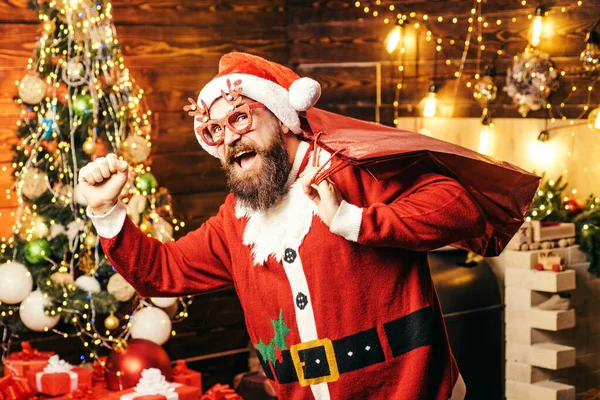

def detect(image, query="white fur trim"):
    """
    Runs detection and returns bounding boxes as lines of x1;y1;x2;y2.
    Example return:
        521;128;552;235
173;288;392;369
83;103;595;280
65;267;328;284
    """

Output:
86;202;127;239
450;374;466;400
236;180;318;266
329;200;363;242
289;77;321;111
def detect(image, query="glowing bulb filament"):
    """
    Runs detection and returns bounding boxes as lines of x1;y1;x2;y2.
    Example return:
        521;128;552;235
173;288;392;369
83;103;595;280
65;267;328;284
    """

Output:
594;112;600;130
530;16;543;46
422;93;438;118
479;126;490;155
385;26;402;53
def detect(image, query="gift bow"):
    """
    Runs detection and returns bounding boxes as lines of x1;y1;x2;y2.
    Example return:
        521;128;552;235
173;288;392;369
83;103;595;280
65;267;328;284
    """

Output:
42;355;74;373
119;368;181;400
171;360;189;376
200;383;242;400
7;342;48;361
0;375;36;400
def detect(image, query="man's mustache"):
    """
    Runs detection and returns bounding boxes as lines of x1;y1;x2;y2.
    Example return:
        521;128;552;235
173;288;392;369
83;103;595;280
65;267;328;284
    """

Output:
225;141;260;165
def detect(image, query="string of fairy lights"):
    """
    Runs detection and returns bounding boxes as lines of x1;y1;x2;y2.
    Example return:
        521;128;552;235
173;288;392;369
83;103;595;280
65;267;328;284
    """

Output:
357;0;598;127
0;0;190;362
357;0;600;222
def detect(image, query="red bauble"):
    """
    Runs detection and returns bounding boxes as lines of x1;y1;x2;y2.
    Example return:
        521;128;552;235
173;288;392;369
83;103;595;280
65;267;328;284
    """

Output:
105;338;171;391
564;197;584;216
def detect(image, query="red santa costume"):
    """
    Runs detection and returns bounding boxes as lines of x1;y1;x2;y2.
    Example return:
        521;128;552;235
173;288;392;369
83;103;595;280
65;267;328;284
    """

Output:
89;53;537;400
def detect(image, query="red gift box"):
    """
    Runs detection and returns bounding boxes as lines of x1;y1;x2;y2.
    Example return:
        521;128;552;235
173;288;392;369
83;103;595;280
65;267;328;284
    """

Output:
28;366;93;397
171;361;202;392
0;375;36;400
201;384;242;400
4;341;53;378
106;368;199;400
106;383;199;400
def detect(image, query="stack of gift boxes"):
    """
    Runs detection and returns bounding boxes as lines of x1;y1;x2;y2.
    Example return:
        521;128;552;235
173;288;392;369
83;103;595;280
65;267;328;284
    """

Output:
497;221;586;400
1;341;243;400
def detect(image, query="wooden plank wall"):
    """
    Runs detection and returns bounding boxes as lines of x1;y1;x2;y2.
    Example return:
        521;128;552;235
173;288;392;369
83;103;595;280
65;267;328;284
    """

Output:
0;0;287;386
288;0;600;124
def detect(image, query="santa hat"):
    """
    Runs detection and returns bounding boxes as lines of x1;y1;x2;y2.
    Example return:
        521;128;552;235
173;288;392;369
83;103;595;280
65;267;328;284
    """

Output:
194;52;321;157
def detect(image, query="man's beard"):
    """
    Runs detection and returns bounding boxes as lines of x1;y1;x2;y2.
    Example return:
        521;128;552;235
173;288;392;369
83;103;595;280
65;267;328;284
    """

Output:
223;131;291;212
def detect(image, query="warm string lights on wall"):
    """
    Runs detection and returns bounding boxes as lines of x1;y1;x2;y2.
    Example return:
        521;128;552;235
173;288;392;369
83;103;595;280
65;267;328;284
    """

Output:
355;0;596;123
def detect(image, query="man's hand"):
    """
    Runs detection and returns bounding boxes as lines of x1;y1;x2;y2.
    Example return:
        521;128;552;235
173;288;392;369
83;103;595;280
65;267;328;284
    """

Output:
299;166;342;227
78;153;129;215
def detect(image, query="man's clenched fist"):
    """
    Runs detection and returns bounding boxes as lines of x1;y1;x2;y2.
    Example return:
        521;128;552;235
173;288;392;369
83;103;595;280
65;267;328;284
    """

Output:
78;153;129;215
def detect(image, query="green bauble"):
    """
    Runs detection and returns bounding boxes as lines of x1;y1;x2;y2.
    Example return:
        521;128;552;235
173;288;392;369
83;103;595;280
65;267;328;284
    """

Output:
72;94;93;116
24;238;52;264
136;173;158;193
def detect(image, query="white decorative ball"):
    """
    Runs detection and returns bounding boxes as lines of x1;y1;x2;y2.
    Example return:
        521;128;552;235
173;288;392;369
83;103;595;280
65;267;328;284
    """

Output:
0;262;33;304
107;273;136;302
73;183;88;206
19;290;59;332
151;297;177;308
20;168;48;199
129;306;172;345
31;216;50;238
75;275;101;294
19;73;47;104
288;77;321;112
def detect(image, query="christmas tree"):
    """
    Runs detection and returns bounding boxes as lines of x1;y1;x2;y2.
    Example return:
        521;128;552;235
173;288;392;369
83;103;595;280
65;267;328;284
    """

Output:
0;0;188;362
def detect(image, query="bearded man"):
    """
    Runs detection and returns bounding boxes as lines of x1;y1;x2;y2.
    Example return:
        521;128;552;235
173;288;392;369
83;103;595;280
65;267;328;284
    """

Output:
79;52;537;400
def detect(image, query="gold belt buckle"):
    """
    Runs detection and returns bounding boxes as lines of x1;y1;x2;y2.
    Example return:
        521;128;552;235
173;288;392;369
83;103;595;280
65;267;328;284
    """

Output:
289;338;339;387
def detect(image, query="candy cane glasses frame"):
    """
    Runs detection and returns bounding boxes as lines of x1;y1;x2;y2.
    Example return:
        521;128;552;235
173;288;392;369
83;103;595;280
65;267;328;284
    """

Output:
195;102;266;147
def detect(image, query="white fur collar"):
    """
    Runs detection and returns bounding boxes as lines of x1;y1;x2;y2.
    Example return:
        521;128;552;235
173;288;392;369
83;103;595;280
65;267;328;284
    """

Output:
235;141;321;266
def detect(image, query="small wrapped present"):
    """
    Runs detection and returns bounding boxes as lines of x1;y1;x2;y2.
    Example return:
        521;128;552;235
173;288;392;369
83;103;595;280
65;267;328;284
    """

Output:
106;368;199;400
0;375;36;400
27;355;93;397
201;383;242;400
4;341;54;377
171;360;202;392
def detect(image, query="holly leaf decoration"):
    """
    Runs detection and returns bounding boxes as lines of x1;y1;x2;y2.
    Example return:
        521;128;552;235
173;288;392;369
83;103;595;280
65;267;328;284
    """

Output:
255;338;276;365
271;309;290;350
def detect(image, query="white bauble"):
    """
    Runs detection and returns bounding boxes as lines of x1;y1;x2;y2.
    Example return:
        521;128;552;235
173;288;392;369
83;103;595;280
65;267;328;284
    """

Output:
73;183;88;206
75;275;101;294
106;273;136;302
19;290;59;332
31;216;50;238
129;306;172;345
151;297;177;308
0;262;33;304
20;168;48;199
18;73;47;104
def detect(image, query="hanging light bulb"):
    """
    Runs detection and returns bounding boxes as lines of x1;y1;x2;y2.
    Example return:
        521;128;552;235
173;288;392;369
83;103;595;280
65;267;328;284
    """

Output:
385;23;402;54
588;106;600;132
419;83;438;118
530;7;544;47
580;29;600;73
478;109;492;155
473;65;498;105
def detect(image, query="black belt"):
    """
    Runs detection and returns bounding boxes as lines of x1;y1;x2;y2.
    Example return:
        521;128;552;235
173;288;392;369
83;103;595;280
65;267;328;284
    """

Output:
257;306;434;387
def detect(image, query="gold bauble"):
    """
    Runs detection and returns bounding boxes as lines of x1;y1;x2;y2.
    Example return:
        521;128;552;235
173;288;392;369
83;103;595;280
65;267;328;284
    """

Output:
20;168;48;199
42;20;56;35
104;313;120;330
139;220;152;234
83;138;97;155
121;134;151;164
85;233;97;248
50;272;74;286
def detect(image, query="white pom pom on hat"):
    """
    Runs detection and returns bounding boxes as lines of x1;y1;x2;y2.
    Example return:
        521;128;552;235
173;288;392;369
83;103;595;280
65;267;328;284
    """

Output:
193;52;322;158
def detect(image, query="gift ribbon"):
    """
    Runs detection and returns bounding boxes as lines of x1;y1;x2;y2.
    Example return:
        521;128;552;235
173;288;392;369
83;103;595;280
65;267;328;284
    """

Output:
200;384;242;400
6;342;50;361
35;370;78;393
